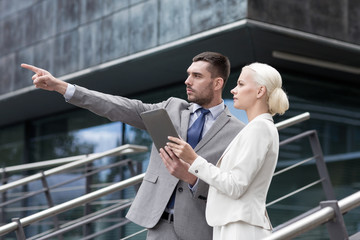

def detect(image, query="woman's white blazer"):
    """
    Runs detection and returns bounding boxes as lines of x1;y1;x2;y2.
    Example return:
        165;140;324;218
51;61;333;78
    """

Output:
189;113;278;229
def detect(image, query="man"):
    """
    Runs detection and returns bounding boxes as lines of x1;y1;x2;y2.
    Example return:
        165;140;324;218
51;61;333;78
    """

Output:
22;52;244;240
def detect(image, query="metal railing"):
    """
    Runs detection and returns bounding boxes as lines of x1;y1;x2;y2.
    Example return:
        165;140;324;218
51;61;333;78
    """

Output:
263;190;360;240
267;130;335;207
5;112;347;240
0;144;147;239
274;112;310;130
0;173;145;238
263;129;352;239
262;125;360;239
0;144;147;193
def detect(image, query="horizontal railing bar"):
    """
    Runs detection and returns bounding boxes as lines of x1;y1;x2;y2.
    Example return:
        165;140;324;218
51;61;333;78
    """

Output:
264;206;335;240
44;145;146;176
0;156;85;174
266;179;323;207
30;202;132;240
3;199;130;213
3;205;48;213
0;144;147;193
47;158;133;191
0;144;145;175
279;130;315;146
264;190;360;239
0;173;145;236
338;190;360;214
121;228;148;240
0;187;49;208
60;201;131;228
350;232;360;240
272;206;321;231
273;156;316;176
275;112;310;130
82;219;131;240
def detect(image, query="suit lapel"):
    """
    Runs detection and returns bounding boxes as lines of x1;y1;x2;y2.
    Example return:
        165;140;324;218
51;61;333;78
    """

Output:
180;105;191;140
194;107;231;151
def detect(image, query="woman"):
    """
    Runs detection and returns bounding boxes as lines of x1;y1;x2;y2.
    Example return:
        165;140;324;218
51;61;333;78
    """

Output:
160;62;289;239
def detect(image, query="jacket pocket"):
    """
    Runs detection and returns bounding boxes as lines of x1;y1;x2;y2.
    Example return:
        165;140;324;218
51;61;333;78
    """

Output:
143;172;158;184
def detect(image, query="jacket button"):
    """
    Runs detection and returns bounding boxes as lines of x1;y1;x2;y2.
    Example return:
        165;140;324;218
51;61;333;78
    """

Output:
178;187;183;192
195;170;198;173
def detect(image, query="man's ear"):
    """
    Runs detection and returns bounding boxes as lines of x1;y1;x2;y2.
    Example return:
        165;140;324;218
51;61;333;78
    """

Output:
257;86;267;98
214;77;224;90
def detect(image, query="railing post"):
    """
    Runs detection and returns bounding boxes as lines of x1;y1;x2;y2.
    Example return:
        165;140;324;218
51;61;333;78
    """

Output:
40;172;62;240
0;169;7;223
308;131;336;200
12;218;26;240
40;171;54;208
127;161;141;191
320;200;349;240
83;163;92;237
0;169;7;240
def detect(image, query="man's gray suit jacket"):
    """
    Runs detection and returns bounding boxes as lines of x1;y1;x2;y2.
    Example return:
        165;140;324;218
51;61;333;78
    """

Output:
68;86;244;240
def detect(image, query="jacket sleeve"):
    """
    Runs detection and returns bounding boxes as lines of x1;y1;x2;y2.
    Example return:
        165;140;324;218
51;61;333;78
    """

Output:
68;85;171;129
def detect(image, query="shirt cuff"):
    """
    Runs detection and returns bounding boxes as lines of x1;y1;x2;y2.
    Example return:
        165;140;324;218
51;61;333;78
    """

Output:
64;84;75;102
188;178;199;193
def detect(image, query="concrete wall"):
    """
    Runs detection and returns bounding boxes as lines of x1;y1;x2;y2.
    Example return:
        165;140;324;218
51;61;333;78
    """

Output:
0;0;358;96
0;0;247;95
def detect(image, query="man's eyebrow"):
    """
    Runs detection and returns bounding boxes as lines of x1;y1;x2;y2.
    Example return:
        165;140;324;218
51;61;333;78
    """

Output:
189;71;203;76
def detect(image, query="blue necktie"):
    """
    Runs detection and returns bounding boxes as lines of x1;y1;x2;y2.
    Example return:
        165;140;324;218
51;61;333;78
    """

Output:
167;108;210;209
187;108;211;149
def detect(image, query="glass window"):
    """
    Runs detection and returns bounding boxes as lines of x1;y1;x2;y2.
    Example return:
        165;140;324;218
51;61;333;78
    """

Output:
0;124;24;168
29;109;117;162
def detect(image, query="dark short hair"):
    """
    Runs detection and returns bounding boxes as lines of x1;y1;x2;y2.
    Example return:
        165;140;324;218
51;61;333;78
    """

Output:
193;51;230;88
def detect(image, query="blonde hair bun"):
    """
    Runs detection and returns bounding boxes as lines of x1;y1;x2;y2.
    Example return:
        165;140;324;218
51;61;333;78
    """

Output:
245;63;289;115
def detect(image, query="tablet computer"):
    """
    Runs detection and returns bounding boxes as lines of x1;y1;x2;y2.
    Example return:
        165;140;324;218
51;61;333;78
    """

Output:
140;108;179;152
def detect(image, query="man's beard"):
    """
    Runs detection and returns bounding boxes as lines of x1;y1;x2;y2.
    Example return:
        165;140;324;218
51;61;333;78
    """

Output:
188;91;213;106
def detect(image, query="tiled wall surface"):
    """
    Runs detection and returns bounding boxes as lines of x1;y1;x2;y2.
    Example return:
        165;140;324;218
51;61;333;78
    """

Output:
0;0;247;94
0;0;358;95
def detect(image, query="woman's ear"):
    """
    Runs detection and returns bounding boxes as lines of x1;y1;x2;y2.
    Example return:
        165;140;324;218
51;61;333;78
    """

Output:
257;86;267;98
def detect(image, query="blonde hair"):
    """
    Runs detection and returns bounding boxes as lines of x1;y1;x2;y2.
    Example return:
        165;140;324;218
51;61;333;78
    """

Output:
243;63;289;115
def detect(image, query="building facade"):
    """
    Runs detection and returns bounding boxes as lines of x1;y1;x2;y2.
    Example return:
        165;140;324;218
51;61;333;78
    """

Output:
0;0;359;239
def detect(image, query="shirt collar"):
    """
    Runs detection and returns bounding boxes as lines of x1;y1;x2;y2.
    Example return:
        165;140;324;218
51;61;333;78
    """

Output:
191;101;225;119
